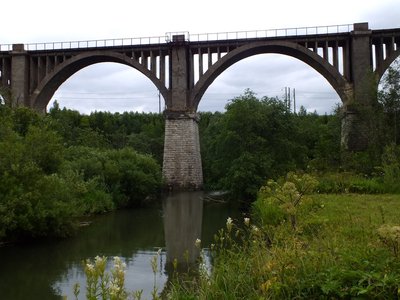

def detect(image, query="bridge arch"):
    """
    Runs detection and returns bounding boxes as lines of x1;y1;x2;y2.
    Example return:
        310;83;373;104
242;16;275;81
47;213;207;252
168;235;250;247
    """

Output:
191;41;350;111
375;50;400;83
31;51;169;111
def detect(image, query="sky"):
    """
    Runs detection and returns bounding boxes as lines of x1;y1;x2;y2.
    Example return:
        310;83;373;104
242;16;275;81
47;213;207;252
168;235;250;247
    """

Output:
1;0;399;114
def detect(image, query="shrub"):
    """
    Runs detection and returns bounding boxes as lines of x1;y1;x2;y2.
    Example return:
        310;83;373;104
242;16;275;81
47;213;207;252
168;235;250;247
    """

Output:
254;172;318;230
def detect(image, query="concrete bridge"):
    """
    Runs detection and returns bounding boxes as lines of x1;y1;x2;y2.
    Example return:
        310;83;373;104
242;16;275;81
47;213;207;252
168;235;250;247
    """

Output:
1;22;400;190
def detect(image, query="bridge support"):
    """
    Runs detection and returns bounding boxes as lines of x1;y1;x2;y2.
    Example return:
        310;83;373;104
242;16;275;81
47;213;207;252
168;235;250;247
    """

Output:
162;35;203;190
162;111;203;190
10;44;29;107
341;22;374;151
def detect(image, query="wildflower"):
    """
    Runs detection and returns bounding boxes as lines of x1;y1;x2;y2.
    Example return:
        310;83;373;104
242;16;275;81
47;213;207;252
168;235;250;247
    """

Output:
172;258;178;270
251;225;259;233
261;276;277;293
113;256;121;265
195;238;201;248
244;217;250;226
109;281;120;296
226;217;233;232
85;263;94;273
94;255;103;266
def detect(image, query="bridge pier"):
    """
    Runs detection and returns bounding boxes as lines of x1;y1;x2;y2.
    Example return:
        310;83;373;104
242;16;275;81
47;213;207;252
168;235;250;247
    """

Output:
341;22;374;151
162;111;203;190
162;35;203;190
10;44;29;107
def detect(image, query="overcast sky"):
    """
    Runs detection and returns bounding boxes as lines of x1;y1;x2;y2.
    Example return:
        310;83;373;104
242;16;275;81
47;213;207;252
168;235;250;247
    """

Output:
2;0;399;114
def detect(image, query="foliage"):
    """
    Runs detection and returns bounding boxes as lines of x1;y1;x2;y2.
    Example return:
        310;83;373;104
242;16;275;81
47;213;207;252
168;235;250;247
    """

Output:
378;59;400;144
48;103;165;163
0;105;162;242
75;256;129;300
200;90;310;201
0;86;12;106
169;191;400;299
72;253;164;300
63;146;162;207
381;143;400;192
316;172;386;194
254;172;318;230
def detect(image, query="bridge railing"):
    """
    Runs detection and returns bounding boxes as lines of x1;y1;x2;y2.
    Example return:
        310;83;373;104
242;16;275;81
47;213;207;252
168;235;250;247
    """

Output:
0;24;353;52
23;35;168;51
189;24;354;42
0;44;12;51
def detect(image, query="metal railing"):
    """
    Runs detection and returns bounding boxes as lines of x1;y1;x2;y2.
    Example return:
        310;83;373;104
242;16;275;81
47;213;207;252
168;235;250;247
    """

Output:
189;24;353;42
24;35;168;51
0;24;353;52
0;44;12;51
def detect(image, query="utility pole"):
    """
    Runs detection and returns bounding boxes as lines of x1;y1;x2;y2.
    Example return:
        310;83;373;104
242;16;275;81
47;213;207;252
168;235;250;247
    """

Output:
158;90;161;114
293;88;296;114
284;87;287;108
284;87;296;113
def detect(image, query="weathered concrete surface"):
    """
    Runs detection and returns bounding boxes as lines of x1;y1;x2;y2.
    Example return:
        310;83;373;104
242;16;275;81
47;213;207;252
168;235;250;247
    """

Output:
341;22;374;151
10;44;29;107
162;112;203;190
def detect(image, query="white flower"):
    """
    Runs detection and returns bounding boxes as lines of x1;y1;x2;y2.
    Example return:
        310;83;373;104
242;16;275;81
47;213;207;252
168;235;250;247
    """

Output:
226;217;233;232
86;263;94;272
109;281;120;296
251;225;259;233
244;217;250;226
195;238;201;248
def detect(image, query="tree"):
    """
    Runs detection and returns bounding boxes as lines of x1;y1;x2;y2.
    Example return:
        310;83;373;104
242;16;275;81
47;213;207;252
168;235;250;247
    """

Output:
379;59;400;144
201;89;305;202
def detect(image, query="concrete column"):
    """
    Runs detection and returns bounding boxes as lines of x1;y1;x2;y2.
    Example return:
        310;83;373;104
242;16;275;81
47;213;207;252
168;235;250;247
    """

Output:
11;44;30;107
341;23;374;151
162;112;203;190
350;22;373;106
170;36;190;111
162;36;203;190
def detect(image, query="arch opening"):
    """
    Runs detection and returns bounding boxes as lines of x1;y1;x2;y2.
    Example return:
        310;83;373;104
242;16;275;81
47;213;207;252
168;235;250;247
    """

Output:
47;62;165;114
197;53;342;114
31;52;168;112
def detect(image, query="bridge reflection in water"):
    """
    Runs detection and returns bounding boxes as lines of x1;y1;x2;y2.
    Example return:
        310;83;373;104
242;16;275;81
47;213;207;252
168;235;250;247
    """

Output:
0;191;228;299
163;191;204;269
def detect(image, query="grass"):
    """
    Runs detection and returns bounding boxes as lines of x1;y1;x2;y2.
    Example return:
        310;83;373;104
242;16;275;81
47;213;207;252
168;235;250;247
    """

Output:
167;193;400;299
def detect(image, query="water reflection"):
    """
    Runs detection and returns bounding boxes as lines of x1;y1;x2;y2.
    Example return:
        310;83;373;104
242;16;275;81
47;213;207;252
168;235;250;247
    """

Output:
0;192;239;299
163;191;203;268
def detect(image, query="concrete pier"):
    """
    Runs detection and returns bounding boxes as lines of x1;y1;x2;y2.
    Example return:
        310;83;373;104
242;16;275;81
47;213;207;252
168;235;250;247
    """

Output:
162;112;203;190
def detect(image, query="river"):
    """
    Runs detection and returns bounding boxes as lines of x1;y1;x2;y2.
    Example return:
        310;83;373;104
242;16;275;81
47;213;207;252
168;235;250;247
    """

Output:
0;192;241;299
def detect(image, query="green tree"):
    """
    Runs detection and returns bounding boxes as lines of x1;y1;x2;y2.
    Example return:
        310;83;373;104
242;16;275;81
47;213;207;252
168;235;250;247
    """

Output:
379;59;400;144
201;89;305;202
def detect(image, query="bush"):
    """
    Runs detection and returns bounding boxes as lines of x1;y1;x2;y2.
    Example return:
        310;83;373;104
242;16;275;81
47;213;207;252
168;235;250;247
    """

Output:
63;146;162;207
316;172;387;194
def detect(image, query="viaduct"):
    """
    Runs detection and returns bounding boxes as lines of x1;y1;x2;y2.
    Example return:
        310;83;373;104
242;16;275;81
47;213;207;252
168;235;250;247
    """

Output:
1;22;400;190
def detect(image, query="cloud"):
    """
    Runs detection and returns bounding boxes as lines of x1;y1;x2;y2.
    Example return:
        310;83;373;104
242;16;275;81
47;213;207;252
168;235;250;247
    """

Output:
3;0;398;115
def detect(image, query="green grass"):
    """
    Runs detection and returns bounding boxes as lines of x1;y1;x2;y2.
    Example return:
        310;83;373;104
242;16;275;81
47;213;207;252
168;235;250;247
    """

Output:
167;194;400;299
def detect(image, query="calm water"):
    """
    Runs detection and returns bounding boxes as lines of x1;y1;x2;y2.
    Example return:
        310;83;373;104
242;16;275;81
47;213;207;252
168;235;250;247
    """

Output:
0;192;240;299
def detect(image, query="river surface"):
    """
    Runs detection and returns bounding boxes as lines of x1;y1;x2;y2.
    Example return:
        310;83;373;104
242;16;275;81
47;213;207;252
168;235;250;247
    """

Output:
0;192;241;299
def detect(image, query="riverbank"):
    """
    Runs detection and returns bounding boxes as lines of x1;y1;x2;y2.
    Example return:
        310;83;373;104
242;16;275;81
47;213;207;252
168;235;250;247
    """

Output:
168;193;400;299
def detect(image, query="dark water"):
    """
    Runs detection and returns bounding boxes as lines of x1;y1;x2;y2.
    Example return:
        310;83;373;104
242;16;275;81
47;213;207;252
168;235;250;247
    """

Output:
0;192;241;299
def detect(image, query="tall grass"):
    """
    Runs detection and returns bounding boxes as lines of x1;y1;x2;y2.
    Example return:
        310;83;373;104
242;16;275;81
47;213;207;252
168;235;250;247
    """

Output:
168;191;400;299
